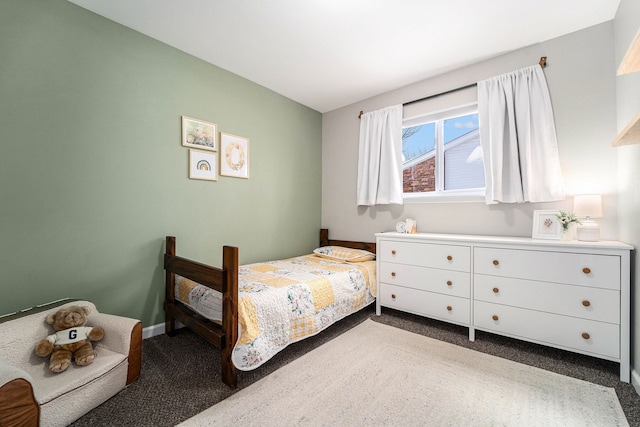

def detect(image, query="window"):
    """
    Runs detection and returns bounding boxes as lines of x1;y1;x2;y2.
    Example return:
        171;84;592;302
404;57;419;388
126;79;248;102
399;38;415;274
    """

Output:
402;104;485;201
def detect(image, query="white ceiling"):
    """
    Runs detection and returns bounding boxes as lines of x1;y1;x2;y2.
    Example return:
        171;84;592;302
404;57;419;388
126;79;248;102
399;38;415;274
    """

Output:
68;0;620;113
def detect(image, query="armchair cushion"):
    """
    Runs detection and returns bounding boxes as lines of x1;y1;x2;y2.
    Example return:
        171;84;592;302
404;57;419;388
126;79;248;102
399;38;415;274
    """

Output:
0;300;141;427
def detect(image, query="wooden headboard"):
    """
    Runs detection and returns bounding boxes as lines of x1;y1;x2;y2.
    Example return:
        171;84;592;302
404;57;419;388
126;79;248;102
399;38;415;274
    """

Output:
319;228;376;254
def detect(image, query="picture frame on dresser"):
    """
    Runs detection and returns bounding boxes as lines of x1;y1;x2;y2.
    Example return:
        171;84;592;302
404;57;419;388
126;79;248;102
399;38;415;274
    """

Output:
532;209;562;239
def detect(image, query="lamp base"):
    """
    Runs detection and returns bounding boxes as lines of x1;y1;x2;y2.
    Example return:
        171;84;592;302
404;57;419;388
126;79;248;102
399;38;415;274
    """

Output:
576;220;600;242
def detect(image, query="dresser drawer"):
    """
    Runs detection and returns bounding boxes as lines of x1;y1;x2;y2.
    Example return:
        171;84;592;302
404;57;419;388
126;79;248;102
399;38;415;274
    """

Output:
474;301;619;359
379;262;470;298
474;247;620;290
474;275;620;323
379;240;470;272
380;283;470;325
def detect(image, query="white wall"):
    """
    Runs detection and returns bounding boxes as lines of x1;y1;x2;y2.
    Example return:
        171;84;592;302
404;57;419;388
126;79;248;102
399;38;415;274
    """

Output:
614;0;640;390
322;22;618;244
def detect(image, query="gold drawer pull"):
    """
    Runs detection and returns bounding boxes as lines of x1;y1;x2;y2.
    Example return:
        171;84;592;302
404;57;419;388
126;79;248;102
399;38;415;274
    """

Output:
446;306;452;311
447;281;452;286
492;287;499;293
582;267;591;274
391;294;396;299
492;315;499;321
582;332;590;340
391;272;396;277
582;300;591;307
492;260;499;266
447;255;453;261
391;250;397;255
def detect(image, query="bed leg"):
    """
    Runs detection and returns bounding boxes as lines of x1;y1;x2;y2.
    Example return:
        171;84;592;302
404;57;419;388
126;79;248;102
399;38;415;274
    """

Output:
165;236;178;337
221;245;239;389
221;351;237;389
165;315;177;337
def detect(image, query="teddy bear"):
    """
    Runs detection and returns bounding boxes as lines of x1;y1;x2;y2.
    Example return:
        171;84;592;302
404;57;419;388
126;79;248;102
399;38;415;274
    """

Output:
35;305;105;373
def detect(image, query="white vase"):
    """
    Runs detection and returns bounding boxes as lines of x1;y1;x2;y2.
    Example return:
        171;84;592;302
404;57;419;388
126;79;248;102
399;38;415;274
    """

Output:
561;224;575;241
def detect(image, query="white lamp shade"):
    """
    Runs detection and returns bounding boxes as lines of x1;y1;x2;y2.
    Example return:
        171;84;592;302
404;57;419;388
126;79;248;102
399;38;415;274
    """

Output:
573;194;603;219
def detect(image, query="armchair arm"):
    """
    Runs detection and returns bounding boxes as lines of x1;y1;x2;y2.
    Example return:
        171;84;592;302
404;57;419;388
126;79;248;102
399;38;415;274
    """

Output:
90;312;142;385
0;361;39;427
90;312;138;354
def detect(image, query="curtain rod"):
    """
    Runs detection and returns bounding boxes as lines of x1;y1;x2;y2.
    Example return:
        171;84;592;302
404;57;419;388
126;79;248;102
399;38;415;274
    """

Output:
358;56;547;119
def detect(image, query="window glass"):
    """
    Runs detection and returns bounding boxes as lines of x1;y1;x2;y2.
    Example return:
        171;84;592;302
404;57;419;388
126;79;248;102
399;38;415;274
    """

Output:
402;123;435;193
402;108;484;196
403;123;434;164
443;113;484;191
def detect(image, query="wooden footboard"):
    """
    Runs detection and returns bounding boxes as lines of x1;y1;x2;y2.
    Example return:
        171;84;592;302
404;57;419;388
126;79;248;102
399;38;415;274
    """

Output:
164;237;238;388
164;229;373;389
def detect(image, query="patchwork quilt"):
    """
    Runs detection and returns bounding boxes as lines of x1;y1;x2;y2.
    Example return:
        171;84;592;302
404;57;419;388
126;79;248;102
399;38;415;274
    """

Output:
175;254;376;371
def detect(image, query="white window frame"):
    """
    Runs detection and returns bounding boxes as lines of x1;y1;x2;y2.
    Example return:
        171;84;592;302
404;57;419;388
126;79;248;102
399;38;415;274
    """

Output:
402;103;485;204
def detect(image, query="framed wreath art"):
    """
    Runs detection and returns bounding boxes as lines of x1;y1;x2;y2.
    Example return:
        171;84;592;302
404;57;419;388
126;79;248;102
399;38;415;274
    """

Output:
220;133;250;179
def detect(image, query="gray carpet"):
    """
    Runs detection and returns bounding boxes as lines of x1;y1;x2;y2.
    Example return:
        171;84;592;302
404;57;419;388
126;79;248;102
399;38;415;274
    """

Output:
71;305;640;426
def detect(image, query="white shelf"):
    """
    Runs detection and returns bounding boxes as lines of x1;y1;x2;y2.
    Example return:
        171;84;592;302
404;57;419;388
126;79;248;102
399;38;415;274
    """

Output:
612;112;640;147
618;28;640;75
613;28;640;146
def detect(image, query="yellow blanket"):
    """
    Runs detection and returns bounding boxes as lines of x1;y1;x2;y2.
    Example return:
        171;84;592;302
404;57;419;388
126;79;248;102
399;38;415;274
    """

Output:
232;254;376;370
175;254;376;371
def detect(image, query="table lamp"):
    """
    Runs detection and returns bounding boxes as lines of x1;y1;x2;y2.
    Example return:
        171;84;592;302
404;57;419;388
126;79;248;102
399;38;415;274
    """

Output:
574;194;603;242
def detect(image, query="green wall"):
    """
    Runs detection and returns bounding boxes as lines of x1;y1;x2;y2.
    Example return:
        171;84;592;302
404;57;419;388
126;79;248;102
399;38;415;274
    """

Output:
0;0;322;326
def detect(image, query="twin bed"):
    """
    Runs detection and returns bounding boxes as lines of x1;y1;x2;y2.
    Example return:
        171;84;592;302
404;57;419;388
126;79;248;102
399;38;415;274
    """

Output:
163;229;377;388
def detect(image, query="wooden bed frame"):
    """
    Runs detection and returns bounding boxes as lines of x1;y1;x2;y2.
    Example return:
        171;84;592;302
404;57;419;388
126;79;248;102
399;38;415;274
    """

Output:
163;229;376;389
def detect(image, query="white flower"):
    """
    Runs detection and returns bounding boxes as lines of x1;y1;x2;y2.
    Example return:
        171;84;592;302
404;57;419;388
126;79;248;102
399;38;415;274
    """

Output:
556;210;581;231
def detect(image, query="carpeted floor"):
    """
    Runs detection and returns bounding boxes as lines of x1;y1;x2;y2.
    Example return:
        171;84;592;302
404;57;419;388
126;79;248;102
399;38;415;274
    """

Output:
180;319;627;426
71;305;640;426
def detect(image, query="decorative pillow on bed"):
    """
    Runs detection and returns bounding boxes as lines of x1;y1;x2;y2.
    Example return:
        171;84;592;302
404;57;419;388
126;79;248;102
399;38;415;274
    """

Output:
313;246;376;262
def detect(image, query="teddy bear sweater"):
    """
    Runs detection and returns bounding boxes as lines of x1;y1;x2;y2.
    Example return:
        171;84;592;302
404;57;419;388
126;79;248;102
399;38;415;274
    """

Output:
46;327;95;345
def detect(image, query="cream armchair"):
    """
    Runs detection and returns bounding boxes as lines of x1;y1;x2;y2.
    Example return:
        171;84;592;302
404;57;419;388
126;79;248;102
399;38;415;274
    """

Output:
0;300;142;427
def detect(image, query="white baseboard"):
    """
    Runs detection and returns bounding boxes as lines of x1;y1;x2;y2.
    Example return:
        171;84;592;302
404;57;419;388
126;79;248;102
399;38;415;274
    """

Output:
142;322;184;339
632;367;640;396
142;323;164;339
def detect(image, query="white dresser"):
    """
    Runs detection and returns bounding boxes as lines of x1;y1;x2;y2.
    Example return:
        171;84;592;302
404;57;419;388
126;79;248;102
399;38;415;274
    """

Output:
375;232;633;382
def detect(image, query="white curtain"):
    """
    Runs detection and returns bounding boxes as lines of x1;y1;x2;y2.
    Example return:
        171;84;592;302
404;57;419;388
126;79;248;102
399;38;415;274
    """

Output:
357;105;403;206
478;65;565;204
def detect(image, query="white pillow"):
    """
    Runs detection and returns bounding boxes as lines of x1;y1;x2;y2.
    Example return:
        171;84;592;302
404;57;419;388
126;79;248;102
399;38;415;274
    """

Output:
313;246;375;262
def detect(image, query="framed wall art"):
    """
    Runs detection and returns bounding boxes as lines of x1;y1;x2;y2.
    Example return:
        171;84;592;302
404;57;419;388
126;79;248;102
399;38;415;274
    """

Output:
531;209;562;239
189;149;218;181
182;116;217;151
220;132;250;179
